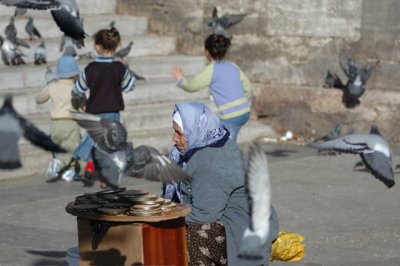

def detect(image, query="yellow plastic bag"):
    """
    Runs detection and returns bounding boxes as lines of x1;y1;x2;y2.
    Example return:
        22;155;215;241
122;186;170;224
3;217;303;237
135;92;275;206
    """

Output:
269;231;305;262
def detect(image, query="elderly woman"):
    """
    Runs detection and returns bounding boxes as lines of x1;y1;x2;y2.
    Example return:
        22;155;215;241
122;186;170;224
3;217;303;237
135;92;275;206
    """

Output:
163;102;278;266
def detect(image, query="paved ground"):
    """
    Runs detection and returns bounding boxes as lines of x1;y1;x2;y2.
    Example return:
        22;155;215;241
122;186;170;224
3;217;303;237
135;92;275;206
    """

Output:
0;142;399;266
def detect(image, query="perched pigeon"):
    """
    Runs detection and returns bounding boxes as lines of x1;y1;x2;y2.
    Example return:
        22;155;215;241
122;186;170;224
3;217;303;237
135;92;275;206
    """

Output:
315;124;343;156
71;112;191;188
0;0;60;10
25;17;41;40
59;35;82;53
0;94;66;169
50;0;86;47
208;6;247;39
45;65;56;84
239;144;272;259
115;41;133;59
324;53;379;108
1;36;26;65
125;63;146;82
34;40;46;65
310;125;395;188
4;16;17;38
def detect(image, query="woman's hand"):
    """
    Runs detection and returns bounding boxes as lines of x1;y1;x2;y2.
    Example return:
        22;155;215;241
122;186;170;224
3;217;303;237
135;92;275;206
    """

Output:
171;66;184;80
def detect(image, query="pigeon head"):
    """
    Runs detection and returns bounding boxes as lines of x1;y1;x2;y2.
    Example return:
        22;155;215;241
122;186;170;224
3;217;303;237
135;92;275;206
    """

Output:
128;41;134;47
2;94;13;109
369;124;381;135
107;121;127;148
28;17;33;23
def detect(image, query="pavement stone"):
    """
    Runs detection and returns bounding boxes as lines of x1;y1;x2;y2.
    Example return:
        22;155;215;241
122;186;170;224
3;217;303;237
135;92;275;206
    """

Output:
0;143;399;265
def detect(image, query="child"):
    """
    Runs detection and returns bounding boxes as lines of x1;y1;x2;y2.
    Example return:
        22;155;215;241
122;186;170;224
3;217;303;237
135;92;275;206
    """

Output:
72;27;136;186
171;33;252;141
36;55;81;182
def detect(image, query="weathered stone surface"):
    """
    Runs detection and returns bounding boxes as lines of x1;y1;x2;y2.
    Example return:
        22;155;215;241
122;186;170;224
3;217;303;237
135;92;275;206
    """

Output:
252;83;400;146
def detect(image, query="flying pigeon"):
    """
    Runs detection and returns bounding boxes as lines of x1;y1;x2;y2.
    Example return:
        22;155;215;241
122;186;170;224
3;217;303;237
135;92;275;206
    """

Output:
208;6;247;39
71;111;191;189
34;40;46;65
45;65;56;84
0;94;66;169
0;0;60;10
324;53;379;108
239;144;272;259
50;0;86;47
115;41;134;59
25;17;41;40
310;124;395;188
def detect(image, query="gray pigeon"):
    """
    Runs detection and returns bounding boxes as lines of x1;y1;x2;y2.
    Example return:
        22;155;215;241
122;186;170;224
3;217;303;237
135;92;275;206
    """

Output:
0;94;66;169
0;0;60;10
239;144;272;259
34;40;46;65
50;0;86;47
310;125;395;188
1;36;26;65
4;16;17;38
59;35;82;53
25;17;41;40
316;123;342;142
45;65;56;84
208;6;247;39
71;111;191;189
324;53;379;108
62;44;77;57
115;41;134;59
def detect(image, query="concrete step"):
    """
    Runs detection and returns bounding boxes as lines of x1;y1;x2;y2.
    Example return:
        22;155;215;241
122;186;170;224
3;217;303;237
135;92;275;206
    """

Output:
4;34;176;65
0;55;206;90
0;0;117;17
0;14;148;40
4;78;209;115
0;119;276;181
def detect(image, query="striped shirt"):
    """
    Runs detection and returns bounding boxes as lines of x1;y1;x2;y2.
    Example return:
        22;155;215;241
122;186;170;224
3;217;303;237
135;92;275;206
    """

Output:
73;55;136;114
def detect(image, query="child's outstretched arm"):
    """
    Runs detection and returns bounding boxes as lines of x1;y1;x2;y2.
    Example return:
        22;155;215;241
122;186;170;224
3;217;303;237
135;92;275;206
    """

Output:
172;64;213;92
35;86;50;105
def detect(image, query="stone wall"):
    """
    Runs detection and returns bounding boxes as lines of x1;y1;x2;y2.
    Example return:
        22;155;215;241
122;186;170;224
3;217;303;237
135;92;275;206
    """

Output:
116;0;400;143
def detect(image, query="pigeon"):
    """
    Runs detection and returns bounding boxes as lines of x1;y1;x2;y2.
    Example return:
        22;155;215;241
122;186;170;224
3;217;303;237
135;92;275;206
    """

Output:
45;65;56;84
208;6;247;39
4;16;17;38
125;63;146;82
0;0;60;10
34;40;46;65
0;94;66;169
238;144;272;259
115;41;134;59
25;17;41;40
50;0;86;47
62;44;77;57
315;124;343;156
71;112;191;189
1;36;26;65
59;35;82;53
324;53;379;108
310;125;395;188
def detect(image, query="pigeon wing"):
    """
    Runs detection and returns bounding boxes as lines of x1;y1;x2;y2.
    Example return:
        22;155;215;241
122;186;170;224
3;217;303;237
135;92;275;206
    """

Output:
239;144;271;259
361;152;395;188
219;13;246;29
310;134;371;154
0;131;21;169
339;53;358;78
71;111;120;152
360;60;379;82
93;148;123;189
19;115;66;153
128;145;191;184
0;0;60;10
